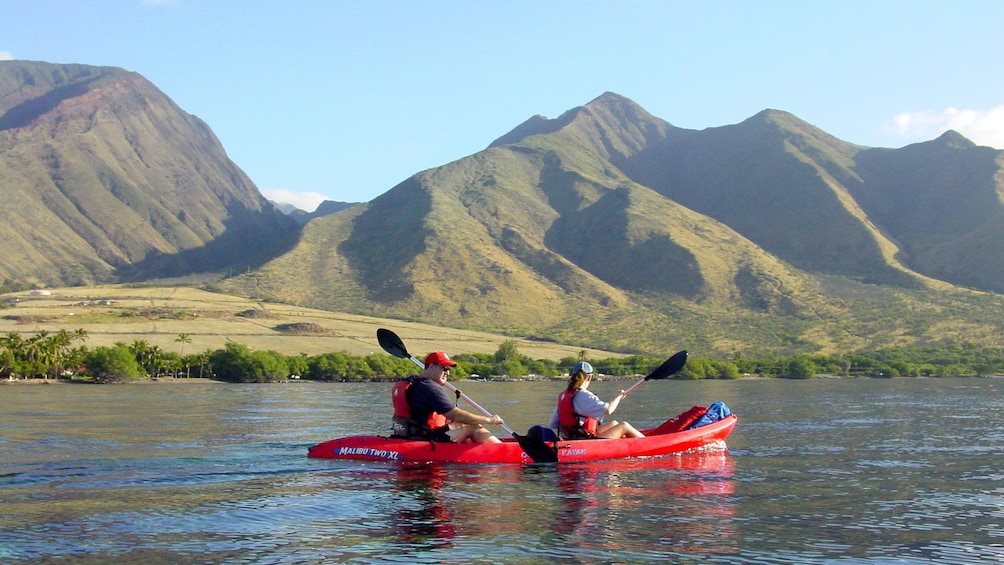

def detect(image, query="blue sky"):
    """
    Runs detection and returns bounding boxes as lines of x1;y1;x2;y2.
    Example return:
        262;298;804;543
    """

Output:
3;1;1003;211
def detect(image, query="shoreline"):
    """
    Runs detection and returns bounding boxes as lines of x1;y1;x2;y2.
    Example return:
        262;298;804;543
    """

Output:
5;374;1001;385
2;377;222;385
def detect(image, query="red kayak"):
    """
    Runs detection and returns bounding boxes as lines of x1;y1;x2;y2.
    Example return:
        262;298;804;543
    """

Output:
307;413;737;465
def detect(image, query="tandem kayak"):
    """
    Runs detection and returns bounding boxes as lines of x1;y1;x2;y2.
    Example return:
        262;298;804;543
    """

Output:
307;413;737;465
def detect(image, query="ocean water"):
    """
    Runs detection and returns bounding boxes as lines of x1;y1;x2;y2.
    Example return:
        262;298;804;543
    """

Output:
2;377;1002;563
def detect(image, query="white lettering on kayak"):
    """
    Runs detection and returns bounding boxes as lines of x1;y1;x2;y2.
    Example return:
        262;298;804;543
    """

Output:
559;448;587;456
335;447;400;460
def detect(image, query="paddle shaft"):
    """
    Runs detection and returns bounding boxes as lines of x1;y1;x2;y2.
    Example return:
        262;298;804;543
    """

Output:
403;355;518;436
618;350;689;398
621;377;647;397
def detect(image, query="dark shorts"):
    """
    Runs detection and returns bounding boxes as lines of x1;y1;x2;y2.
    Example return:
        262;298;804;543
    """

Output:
559;427;595;441
395;420;453;443
427;427;453;443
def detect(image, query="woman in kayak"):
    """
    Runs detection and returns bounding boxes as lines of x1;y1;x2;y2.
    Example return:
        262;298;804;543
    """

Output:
392;351;504;444
548;361;644;440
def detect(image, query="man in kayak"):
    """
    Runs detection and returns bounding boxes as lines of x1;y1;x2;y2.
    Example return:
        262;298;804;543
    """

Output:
548;361;644;440
392;351;504;444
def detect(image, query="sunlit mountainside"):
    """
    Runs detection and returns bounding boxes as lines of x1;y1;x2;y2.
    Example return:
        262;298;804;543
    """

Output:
3;61;1004;356
0;61;298;286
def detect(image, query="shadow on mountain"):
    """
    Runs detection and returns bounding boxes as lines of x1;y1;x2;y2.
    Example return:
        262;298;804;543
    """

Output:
114;213;302;281
337;178;431;303
0;79;98;132
545;187;704;299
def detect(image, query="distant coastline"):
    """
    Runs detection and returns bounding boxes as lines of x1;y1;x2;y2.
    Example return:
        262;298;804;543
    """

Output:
6;373;1000;385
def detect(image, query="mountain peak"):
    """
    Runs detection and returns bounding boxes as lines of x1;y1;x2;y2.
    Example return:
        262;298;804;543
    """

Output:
935;129;976;149
488;92;662;149
488;114;560;147
583;91;661;123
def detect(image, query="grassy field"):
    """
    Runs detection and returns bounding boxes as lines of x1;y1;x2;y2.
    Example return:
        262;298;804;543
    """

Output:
0;285;623;361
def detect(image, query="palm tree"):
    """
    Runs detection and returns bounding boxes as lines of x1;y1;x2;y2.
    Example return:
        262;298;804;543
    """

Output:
0;332;24;378
148;345;164;378
191;350;210;379
26;331;51;379
50;329;73;378
175;333;192;377
129;340;155;378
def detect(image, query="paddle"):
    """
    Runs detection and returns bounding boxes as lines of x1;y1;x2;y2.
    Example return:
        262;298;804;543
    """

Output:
376;328;559;463
620;350;689;397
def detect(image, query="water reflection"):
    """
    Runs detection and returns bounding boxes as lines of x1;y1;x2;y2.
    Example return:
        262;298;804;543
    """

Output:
370;454;741;562
545;451;738;557
393;466;456;548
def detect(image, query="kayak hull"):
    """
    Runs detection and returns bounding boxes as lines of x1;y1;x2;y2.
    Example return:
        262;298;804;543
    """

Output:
307;414;737;465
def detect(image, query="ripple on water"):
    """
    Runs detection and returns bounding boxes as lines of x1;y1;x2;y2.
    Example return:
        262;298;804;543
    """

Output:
4;380;1004;563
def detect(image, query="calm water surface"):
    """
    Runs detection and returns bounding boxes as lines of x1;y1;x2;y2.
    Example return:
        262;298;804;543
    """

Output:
2;377;1003;564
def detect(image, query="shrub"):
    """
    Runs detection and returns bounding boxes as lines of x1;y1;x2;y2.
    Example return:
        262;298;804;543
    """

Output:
83;345;144;383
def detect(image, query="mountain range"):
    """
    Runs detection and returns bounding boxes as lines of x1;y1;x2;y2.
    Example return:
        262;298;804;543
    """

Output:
3;61;1003;356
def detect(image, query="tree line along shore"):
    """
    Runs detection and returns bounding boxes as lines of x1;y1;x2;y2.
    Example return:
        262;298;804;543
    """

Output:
3;329;1003;384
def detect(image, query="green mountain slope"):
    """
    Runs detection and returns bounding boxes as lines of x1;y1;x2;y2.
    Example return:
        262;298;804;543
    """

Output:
216;93;1004;355
853;132;1004;291
0;61;298;287
4;64;1003;357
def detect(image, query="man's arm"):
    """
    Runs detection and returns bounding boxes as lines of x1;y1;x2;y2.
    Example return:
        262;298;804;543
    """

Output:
444;407;502;426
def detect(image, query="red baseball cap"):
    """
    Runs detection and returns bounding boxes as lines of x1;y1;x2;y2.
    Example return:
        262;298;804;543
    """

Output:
424;351;457;367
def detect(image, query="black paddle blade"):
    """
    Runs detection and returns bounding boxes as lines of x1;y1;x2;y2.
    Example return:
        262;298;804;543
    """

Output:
377;328;410;359
645;350;688;381
513;433;558;463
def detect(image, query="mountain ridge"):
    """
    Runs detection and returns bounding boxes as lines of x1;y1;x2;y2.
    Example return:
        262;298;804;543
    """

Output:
216;92;1004;355
3;62;1003;356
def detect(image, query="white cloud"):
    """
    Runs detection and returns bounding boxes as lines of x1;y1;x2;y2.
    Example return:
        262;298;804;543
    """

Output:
0;51;14;61
890;105;1004;149
260;188;331;213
